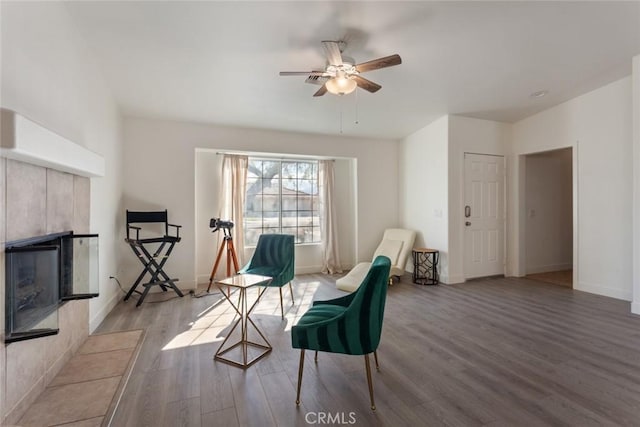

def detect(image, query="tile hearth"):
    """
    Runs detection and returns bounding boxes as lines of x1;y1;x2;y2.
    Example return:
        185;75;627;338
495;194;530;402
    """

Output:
17;330;144;427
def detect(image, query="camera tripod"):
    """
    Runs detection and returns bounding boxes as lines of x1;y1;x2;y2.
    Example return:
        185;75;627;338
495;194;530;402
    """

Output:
206;228;240;293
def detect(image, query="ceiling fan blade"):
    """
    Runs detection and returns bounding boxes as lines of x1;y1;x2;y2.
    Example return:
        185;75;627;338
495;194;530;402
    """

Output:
322;40;343;66
280;71;328;77
305;75;329;86
355;54;402;73
313;85;328;97
352;75;382;93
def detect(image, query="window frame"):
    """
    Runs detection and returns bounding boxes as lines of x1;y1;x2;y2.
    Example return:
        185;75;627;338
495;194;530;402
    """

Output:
244;157;321;247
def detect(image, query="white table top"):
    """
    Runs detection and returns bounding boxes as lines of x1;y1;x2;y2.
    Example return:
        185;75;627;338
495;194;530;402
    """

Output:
215;273;272;289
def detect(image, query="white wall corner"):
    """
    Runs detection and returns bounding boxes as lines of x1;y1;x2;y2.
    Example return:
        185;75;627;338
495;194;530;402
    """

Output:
632;54;640;314
89;291;121;333
442;274;465;285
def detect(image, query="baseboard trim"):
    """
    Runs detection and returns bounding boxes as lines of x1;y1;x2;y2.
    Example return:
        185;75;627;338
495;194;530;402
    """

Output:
576;280;632;302
526;263;573;275
90;290;121;333
444;274;465;285
295;265;324;275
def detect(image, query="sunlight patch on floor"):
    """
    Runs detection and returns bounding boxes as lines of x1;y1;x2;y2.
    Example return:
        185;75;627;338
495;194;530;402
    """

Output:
162;279;323;349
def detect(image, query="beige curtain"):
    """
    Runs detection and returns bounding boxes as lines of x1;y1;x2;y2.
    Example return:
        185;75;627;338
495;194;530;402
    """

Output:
319;160;342;274
218;154;248;271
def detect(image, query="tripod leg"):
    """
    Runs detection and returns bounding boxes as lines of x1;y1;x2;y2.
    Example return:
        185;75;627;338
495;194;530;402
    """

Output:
228;239;240;273
207;239;227;293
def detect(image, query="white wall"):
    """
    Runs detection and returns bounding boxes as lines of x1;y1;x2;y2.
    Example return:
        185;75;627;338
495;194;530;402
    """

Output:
0;1;123;421
399;116;450;280
193;150;356;283
448;116;509;283
123;117;398;289
525;148;573;274
399;115;508;284
633;55;640;314
509;77;633;301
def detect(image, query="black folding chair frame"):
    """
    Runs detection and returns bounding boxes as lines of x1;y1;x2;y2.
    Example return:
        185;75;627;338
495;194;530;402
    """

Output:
124;210;183;306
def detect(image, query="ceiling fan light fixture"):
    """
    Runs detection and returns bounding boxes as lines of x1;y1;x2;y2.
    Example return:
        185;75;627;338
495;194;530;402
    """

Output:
325;76;357;96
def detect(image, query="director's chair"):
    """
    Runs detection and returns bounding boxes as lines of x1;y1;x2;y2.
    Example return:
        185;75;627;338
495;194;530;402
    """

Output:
124;210;184;306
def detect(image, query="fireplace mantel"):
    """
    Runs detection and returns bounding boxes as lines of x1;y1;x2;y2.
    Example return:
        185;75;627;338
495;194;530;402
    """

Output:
0;109;104;177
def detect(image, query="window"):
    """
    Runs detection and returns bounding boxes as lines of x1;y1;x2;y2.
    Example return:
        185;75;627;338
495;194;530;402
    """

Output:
244;158;320;246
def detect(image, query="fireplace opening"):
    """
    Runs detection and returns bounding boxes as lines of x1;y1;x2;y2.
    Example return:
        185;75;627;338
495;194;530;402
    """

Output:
5;231;99;343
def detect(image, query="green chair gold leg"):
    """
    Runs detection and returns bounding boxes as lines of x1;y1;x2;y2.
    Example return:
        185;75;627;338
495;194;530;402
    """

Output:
296;349;305;405
314;351;318;363
374;351;380;371
279;287;284;319
364;354;376;410
289;282;295;305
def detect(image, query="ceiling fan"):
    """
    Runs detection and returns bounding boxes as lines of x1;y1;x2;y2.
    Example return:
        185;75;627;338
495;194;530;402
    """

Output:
279;41;402;97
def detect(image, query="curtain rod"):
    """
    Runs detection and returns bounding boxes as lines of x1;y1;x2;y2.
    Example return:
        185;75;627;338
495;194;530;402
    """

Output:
216;151;334;162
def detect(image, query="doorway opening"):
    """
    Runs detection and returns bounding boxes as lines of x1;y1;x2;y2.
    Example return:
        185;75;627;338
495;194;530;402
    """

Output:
524;148;573;288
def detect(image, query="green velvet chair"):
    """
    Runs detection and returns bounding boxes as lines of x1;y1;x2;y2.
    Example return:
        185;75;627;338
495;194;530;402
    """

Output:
291;255;391;410
240;234;295;318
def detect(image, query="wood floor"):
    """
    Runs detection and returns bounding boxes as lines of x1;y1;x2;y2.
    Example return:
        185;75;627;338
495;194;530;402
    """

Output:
95;274;640;426
526;270;573;288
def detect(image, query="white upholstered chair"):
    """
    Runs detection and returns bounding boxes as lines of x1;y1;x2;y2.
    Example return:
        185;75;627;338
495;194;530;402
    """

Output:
336;228;416;292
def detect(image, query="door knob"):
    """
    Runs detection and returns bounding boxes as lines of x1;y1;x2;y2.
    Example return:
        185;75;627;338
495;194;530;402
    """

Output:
465;221;471;226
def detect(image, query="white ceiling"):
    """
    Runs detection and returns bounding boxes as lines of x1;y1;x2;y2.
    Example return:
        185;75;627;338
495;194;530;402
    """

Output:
64;1;640;139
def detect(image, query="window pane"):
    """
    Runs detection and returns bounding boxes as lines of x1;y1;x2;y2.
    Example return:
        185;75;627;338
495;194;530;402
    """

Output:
244;216;262;228
312;214;320;227
298;179;313;195
245;228;261;246
312;228;321;243
282;162;297;179
248;194;263;213
282;177;296;192
297;227;314;243
248;160;263;178
282;211;297;228
297;212;313;227
262;213;279;229
282;190;297;212
281;227;298;243
262;178;278;194
297;162;314;179
262;161;280;178
246;176;260;189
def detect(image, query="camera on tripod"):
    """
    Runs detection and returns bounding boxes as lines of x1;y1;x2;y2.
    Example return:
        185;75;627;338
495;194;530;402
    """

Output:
209;218;234;233
207;218;239;292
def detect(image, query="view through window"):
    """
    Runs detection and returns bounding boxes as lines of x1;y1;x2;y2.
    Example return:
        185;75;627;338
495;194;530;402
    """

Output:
244;158;320;245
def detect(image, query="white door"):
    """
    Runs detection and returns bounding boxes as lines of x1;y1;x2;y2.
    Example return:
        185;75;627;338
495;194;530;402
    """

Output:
464;153;505;279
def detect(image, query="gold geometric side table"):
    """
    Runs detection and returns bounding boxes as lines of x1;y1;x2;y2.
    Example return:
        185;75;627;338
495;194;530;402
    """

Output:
214;273;273;368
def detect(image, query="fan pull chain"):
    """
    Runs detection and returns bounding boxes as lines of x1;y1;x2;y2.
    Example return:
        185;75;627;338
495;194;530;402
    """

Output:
339;98;344;134
355;87;359;125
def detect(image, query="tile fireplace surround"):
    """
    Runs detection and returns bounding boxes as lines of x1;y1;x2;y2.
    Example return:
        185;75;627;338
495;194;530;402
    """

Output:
1;109;105;424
